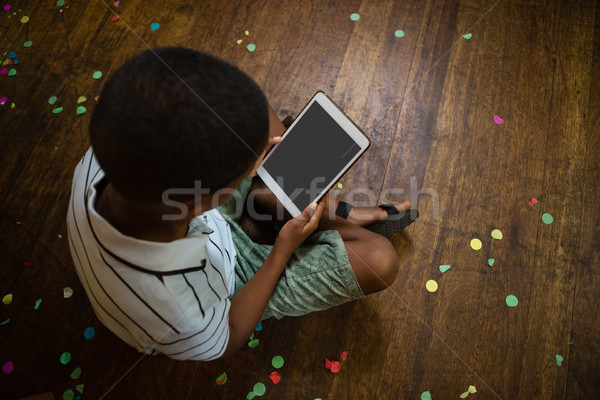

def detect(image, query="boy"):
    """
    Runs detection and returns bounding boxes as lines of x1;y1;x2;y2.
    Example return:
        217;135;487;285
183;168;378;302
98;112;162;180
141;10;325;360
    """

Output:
67;47;412;361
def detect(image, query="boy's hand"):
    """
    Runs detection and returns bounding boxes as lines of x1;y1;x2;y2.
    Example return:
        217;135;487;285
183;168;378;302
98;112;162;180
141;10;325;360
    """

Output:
274;201;325;256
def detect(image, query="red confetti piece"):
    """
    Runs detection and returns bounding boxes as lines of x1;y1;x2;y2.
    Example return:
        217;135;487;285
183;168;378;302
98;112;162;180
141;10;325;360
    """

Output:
340;351;348;361
111;14;120;21
529;198;538;206
268;371;281;384
324;358;331;370
215;372;227;385
23;261;30;266
330;361;341;373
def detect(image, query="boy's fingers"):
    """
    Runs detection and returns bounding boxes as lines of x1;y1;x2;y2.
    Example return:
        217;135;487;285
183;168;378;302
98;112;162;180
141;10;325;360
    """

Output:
268;136;282;145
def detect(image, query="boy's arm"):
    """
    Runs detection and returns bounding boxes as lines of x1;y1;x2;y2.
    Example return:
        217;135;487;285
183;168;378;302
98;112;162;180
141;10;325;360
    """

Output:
221;201;325;358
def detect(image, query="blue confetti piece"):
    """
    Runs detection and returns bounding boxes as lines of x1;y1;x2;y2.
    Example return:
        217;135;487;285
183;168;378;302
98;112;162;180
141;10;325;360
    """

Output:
150;22;159;30
83;327;95;340
8;51;16;58
255;322;263;331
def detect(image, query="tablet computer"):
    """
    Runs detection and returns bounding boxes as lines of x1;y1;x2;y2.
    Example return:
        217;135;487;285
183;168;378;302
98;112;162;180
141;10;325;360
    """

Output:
257;91;371;217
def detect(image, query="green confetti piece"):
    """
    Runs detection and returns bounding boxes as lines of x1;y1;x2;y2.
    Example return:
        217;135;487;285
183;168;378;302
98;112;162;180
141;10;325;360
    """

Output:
63;389;74;400
271;355;284;369
56;0;65;6
92;71;103;79
70;367;81;379
52;107;64;114
248;338;259;348
246;392;256;400
60;352;72;365
542;213;553;224
76;106;87;115
505;295;519;307
75;384;84;394
23;40;33;48
567;342;573;345
215;372;227;385
394;29;405;38
350;13;360;21
34;298;42;310
555;354;564;366
54;146;59;150
48;96;58;105
439;264;451;273
58;234;62;238
421;391;432;400
246;43;256;52
252;382;266;396
1;318;10;325
8;68;16;76
488;258;495;267
463;33;472;39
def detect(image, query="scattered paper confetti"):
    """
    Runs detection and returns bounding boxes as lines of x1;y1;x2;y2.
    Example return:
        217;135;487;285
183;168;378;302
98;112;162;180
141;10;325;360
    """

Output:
236;39;242;44
439;264;451;273
542;213;553;224
20;15;28;23
246;392;256;400
470;238;482;251
52;107;64;114
216;372;227;385
245;30;249;35
34;298;42;310
3;5;11;12
340;351;348;361
8;68;16;76
271;355;284;369
463;33;472;39
63;389;74;400
460;391;469;398
268;371;281;384
2;294;12;305
8;51;16;58
394;29;405;38
468;385;477;394
253;382;266;396
114;1;120;6
70;367;81;379
63;287;73;298
246;43;256;52
0;68;8;75
488;258;495;267
330;360;341;373
337;182;343;189
506;295;518;307
2;361;14;374
75;384;84;394
83;327;95;339
493;115;504;124
23;40;32;47
77;96;87;104
421;391;432;400
529;198;538;206
76;106;87;115
56;0;65;6
60;352;72;365
0;96;7;104
555;354;564;366
150;22;160;30
111;14;120;21
92;71;103;79
350;13;360;21
491;229;503;240
426;279;438;292
48;96;58;104
1;318;9;325
248;333;259;348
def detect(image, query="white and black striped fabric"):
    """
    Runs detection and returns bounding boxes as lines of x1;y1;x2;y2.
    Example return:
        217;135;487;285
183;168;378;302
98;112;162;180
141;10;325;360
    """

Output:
67;148;237;361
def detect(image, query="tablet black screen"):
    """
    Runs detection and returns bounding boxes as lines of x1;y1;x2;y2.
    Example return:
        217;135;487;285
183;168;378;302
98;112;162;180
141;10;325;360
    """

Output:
262;101;361;211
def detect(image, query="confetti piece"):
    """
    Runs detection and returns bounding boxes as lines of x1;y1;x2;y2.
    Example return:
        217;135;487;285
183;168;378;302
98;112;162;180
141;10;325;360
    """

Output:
8;51;16;58
421;391;432;400
52;107;64;114
506;295;518;307
542;213;553;224
0;96;7;104
111;15;119;21
75;384;84;394
244;30;249;35
2;294;12;305
23;40;32;47
491;229;503;240
394;30;405;38
426;279;438;292
10;102;15;108
325;358;331;369
63;287;73;298
48;96;58;104
216;372;227;385
34;298;42;310
3;361;14;374
439;264;451;273
150;22;159;30
3;5;11;12
76;96;87;104
236;39;242;44
271;355;284;368
337;182;343;189
56;0;65;6
253;382;266;396
20;15;28;23
468;385;477;394
92;71;103;79
1;318;9;325
268;371;281;384
246;43;256;52
83;327;95;339
63;389;74;400
0;68;7;75
493;115;504;124
340;351;348;361
254;321;263;331
488;258;495;267
246;392;256;400
462;33;472;39
459;391;469;398
248;338;259;348
114;1;120;6
470;238;482;251
60;352;72;365
76;106;87;115
529;197;538;206
70;367;81;379
330;360;341;373
350;13;360;21
58;234;62;238
7;68;16;76
555;354;563;366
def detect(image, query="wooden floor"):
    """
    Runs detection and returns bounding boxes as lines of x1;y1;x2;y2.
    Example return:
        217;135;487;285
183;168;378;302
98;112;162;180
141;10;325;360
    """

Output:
1;0;599;399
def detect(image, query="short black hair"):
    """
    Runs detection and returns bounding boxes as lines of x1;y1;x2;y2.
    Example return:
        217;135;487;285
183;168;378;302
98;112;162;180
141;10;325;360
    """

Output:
90;47;269;203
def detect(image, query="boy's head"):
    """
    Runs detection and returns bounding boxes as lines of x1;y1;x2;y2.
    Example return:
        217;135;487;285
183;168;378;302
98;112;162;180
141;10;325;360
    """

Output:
90;47;269;205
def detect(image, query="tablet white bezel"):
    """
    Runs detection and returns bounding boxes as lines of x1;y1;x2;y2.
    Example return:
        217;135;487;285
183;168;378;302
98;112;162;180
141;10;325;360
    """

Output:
257;91;371;218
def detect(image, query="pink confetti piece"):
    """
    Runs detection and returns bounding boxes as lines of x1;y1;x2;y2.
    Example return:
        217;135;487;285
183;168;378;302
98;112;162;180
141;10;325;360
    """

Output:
0;68;7;75
2;5;11;12
0;96;7;105
268;371;281;384
2;361;13;374
529;198;538;206
340;351;348;361
111;14;120;21
113;0;120;6
493;115;504;124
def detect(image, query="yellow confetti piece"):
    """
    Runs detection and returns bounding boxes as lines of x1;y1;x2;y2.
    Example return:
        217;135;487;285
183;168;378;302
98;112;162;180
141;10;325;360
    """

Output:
468;385;477;394
77;96;87;104
425;279;438;292
244;30;249;35
470;238;482;251
236;39;242;44
20;15;29;23
337;183;343;189
2;294;13;305
459;391;469;398
491;229;503;240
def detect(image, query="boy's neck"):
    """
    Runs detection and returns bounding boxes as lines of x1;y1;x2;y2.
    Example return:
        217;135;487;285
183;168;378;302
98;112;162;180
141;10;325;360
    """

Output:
95;183;192;243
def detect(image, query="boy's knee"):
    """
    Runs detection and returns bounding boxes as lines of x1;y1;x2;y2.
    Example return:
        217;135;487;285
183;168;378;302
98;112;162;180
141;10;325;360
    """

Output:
364;235;399;291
